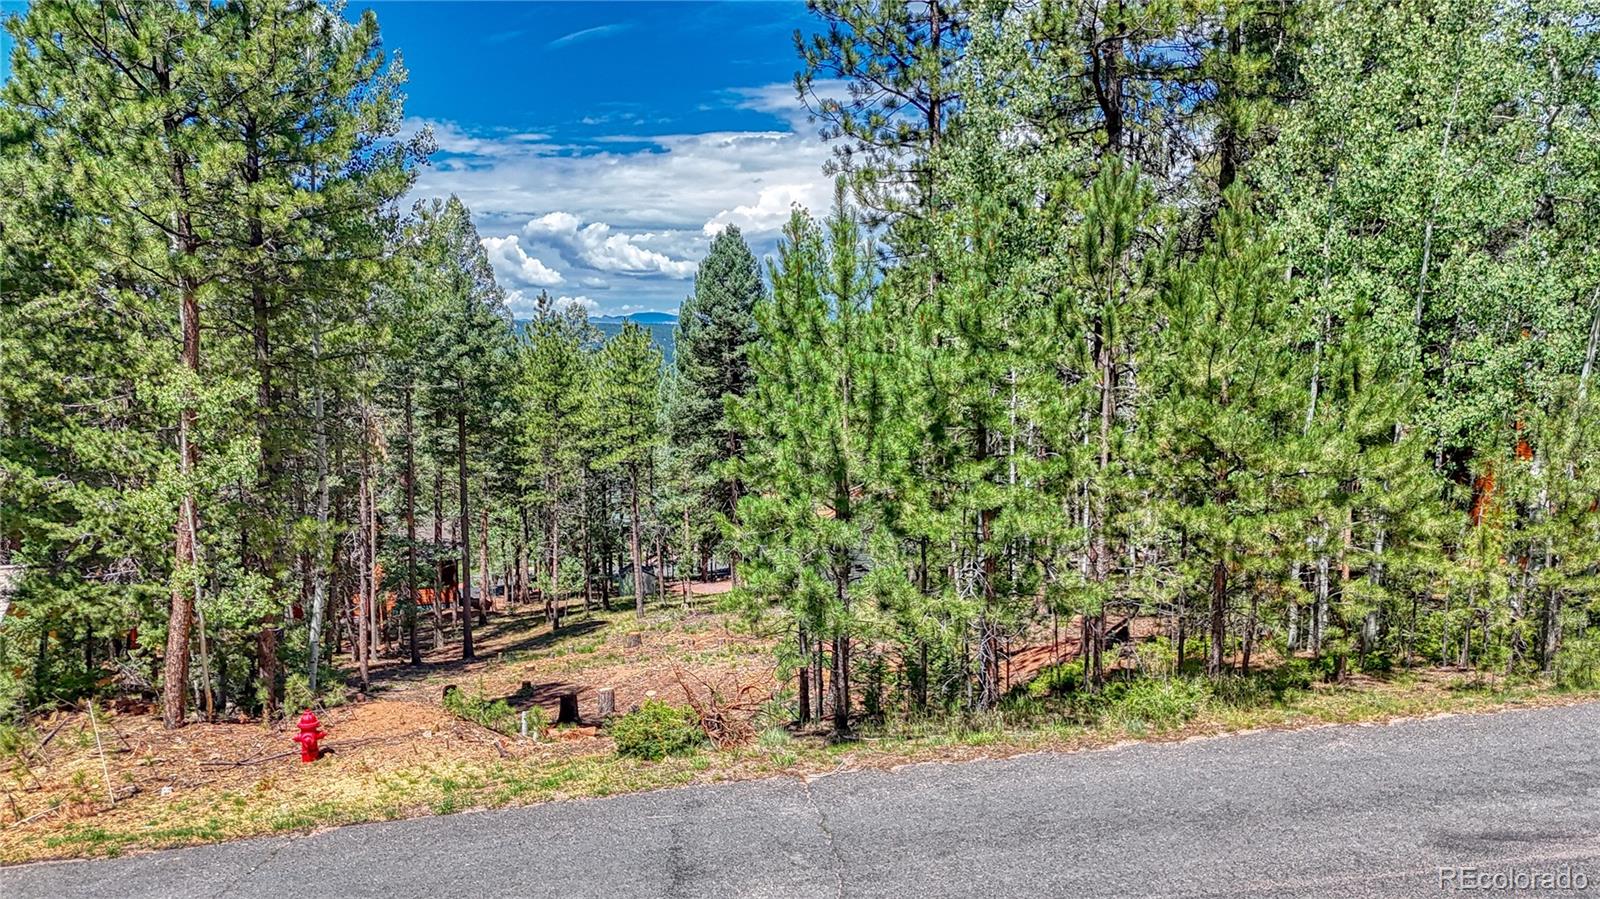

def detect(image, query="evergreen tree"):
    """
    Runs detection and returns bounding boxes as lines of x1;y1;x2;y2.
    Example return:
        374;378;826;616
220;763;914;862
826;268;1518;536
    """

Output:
594;323;664;618
1148;190;1302;676
796;0;966;223
517;292;597;629
736;191;897;730
409;196;514;660
2;0;246;727
671;225;763;580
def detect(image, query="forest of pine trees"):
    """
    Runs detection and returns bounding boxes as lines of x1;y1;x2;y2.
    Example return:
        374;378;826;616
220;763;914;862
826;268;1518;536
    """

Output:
2;0;1599;732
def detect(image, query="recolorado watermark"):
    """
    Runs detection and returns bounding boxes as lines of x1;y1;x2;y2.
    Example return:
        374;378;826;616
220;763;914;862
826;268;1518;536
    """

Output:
1439;864;1589;892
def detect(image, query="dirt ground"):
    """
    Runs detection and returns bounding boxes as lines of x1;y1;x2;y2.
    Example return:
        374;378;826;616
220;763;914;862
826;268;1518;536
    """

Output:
0;602;1257;843
0;597;779;855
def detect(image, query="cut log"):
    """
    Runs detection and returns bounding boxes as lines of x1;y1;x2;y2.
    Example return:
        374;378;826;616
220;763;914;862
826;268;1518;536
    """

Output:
597;687;615;719
557;690;579;725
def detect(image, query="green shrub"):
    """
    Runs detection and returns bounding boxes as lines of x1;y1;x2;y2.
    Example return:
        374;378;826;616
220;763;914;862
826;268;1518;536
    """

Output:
1273;658;1317;692
1207;673;1275;709
1106;677;1206;734
1027;660;1084;697
1209;664;1313;708
1554;638;1600;691
609;700;706;760
1134;638;1178;677
442;685;518;735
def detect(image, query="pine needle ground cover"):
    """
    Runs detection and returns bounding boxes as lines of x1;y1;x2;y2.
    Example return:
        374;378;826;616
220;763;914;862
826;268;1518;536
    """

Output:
2;608;1592;865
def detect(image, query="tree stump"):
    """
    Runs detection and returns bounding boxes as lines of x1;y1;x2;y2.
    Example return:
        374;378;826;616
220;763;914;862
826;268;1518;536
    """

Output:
597;687;615;719
557;689;579;725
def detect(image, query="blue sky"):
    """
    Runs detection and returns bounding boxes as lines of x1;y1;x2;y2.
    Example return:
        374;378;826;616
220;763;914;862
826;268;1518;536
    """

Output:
0;0;836;316
364;0;833;316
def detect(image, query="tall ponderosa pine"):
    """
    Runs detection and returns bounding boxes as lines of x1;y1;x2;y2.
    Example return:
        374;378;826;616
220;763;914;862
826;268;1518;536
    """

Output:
5;1;246;727
671;226;763;579
595;323;663;618
409;197;514;661
517;292;596;629
736;194;894;730
1149;191;1302;676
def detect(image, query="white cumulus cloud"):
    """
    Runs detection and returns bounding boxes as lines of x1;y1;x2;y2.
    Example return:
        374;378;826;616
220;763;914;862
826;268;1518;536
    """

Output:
555;295;598;312
703;184;812;236
481;234;564;288
526;213;697;279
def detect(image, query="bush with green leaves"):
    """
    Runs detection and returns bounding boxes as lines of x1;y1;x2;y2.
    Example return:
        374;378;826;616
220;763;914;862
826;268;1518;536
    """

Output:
1026;660;1085;698
442;685;518;735
1105;678;1207;734
1209;664;1313;709
609;700;706;760
1553;638;1600;691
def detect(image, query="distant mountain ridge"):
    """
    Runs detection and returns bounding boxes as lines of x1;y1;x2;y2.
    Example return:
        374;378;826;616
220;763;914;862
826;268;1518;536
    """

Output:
513;311;678;362
592;311;678;325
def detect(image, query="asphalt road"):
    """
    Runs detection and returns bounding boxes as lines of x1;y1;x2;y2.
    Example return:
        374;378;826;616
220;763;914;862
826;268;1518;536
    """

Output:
7;702;1600;898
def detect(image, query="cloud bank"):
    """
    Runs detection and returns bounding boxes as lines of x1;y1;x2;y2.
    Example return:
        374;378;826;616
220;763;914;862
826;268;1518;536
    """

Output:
406;82;839;315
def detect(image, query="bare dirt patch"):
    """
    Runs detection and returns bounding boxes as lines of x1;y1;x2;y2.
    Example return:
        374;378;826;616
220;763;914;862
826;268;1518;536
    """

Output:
0;604;782;861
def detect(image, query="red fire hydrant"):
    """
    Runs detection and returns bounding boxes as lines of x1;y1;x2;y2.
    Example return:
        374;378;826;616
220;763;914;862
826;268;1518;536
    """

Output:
293;710;326;763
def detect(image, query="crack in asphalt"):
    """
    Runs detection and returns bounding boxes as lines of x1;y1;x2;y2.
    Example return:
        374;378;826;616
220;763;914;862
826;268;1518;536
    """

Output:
802;777;846;899
210;837;291;898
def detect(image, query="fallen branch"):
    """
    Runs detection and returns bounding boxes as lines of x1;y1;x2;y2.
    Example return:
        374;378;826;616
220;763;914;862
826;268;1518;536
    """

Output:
7;802;61;830
30;717;70;759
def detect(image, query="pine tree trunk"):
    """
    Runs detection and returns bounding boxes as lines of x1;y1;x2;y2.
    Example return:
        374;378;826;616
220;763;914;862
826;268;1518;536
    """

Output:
245;120;282;717
356;445;371;690
1086;315;1114;690
1207;560;1227;677
812;641;825;723
156;55;201;730
368;437;381;658
682;508;693;605
628;463;645;618
457;406;475;660
797;627;811;724
1242;592;1259;674
478;505;490;627
832;632;850;734
581;475;595;610
1175;601;1188;673
431;467;445;643
1542;587;1562;672
1287;561;1301;653
1313;547;1329;656
404;386;421;666
308;336;331;693
548;473;562;630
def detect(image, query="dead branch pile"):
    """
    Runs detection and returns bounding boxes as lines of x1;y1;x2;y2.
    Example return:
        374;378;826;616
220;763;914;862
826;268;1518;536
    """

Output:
671;666;764;750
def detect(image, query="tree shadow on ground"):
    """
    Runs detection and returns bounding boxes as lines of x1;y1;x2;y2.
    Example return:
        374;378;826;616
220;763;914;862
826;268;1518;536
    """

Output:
498;679;586;721
360;614;609;694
